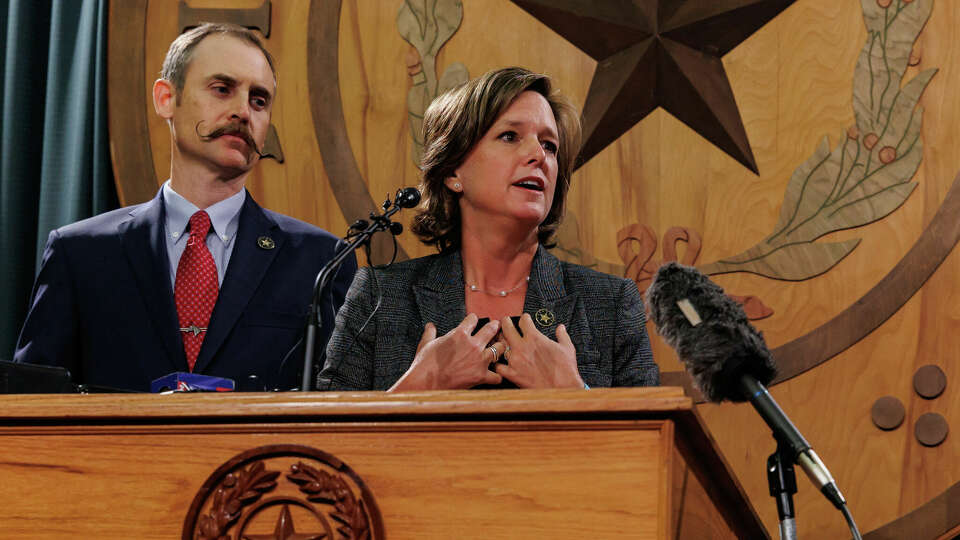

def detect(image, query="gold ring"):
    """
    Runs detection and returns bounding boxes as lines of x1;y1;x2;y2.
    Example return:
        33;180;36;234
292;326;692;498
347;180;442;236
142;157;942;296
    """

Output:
487;345;499;359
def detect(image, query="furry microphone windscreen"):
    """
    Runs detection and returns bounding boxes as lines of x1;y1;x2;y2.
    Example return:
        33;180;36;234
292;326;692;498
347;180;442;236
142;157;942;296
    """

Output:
645;262;777;403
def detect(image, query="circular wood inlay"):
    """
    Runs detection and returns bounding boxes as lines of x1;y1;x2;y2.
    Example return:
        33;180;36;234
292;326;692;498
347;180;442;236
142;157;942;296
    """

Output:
913;365;947;399
915;413;949;447
182;444;384;540
871;396;906;431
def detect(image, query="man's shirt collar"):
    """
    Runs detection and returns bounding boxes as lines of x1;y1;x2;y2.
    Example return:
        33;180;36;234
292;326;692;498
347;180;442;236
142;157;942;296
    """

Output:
162;180;245;246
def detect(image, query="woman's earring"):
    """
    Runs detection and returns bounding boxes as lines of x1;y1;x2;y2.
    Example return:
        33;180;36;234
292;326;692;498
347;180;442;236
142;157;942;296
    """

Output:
453;182;462;191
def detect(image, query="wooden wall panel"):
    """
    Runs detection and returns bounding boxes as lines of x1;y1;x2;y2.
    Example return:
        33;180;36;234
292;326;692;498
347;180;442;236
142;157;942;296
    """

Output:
117;1;960;537
696;0;960;536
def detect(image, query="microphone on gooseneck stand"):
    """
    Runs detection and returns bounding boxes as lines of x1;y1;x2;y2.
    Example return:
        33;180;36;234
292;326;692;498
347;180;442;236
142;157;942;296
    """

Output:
300;187;421;392
393;186;422;209
646;262;861;540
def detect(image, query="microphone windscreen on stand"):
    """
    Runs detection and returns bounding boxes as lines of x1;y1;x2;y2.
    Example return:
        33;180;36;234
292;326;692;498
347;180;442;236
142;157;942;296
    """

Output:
645;262;776;402
646;262;861;539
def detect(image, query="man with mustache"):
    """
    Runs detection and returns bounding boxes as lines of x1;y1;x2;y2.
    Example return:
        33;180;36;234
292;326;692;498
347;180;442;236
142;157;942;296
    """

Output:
13;23;356;391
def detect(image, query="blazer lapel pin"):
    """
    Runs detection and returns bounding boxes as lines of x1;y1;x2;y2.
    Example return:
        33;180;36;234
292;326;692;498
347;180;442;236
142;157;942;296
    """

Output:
257;236;275;250
534;308;556;328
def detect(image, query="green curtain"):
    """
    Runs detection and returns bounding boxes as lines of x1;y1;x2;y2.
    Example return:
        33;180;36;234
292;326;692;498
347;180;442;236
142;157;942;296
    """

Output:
0;0;117;360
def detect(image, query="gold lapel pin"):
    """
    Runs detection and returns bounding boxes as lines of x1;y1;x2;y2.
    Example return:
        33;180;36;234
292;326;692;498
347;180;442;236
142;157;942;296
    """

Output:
534;308;556;327
257;236;275;250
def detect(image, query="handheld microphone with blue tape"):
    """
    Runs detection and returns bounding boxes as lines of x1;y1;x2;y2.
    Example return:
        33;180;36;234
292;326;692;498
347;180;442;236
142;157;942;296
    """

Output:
150;372;235;392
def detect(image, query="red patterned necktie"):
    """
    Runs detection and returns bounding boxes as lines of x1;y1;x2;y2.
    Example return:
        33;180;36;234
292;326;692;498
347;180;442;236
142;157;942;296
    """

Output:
174;210;219;371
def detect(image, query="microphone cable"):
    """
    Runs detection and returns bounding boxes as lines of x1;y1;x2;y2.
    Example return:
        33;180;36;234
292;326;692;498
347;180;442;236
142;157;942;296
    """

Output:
842;504;863;540
274;249;350;391
312;221;398;390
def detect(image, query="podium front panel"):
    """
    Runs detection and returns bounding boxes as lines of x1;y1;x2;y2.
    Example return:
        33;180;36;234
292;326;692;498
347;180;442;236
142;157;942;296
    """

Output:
0;388;765;539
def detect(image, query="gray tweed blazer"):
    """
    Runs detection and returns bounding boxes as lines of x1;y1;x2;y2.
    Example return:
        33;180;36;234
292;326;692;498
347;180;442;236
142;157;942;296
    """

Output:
317;245;659;390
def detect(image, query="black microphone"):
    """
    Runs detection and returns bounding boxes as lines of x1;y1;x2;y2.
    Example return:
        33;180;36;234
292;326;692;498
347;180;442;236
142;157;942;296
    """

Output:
394;186;421;208
646;262;847;511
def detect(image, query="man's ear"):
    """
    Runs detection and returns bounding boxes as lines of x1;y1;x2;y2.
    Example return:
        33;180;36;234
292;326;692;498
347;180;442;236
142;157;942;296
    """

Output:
153;79;176;119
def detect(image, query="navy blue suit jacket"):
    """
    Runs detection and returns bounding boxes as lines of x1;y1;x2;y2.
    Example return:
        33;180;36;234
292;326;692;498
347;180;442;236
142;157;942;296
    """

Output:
14;190;356;392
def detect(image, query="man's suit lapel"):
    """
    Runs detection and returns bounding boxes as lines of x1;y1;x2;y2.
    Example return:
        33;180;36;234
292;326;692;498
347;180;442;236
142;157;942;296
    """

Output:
413;250;466;336
194;194;283;372
118;193;185;373
523;246;585;343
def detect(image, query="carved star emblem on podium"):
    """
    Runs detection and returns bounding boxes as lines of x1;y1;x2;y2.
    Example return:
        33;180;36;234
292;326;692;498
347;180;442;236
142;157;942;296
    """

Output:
242;504;325;540
511;0;797;174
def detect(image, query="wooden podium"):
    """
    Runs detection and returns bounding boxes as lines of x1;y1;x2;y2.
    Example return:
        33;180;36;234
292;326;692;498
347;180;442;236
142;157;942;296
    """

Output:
0;387;767;539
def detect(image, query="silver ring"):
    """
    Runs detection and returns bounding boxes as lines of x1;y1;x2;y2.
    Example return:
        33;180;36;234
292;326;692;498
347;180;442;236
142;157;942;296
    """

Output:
504;345;511;357
487;345;499;359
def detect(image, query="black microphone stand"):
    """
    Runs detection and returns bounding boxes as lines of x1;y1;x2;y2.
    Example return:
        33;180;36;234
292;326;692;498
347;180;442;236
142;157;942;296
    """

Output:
741;375;862;540
768;438;798;540
300;188;417;391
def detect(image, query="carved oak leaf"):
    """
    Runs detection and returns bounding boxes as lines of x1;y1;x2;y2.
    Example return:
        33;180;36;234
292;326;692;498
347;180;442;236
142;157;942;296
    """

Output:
349;499;371;540
288;461;370;539
399;0;469;165
289;463;341;503
398;0;463;61
699;0;935;280
729;294;774;320
198;462;280;540
853;0;933;134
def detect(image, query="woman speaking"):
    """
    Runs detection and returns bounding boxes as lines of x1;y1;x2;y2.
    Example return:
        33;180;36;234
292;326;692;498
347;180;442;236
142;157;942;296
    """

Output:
318;67;658;391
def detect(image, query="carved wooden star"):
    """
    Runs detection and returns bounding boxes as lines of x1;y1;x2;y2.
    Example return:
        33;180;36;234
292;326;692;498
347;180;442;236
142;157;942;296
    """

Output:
512;0;797;174
242;504;326;540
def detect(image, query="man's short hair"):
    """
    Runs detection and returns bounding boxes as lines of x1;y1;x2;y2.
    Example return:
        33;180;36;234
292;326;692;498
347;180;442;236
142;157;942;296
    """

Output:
160;22;276;95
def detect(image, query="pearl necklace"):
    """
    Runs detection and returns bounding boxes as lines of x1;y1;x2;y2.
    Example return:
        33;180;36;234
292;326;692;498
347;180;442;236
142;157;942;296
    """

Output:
467;276;530;297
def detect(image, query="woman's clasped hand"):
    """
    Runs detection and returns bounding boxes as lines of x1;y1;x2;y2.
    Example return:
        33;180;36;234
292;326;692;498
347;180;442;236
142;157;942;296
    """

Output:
391;312;583;390
392;315;502;390
495;313;582;389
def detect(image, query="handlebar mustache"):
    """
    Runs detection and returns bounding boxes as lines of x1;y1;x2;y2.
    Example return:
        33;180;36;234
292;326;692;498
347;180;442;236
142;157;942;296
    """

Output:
195;121;268;159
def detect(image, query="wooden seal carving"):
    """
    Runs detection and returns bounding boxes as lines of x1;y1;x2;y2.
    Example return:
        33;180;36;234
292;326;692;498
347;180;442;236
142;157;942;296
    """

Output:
182;444;384;540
